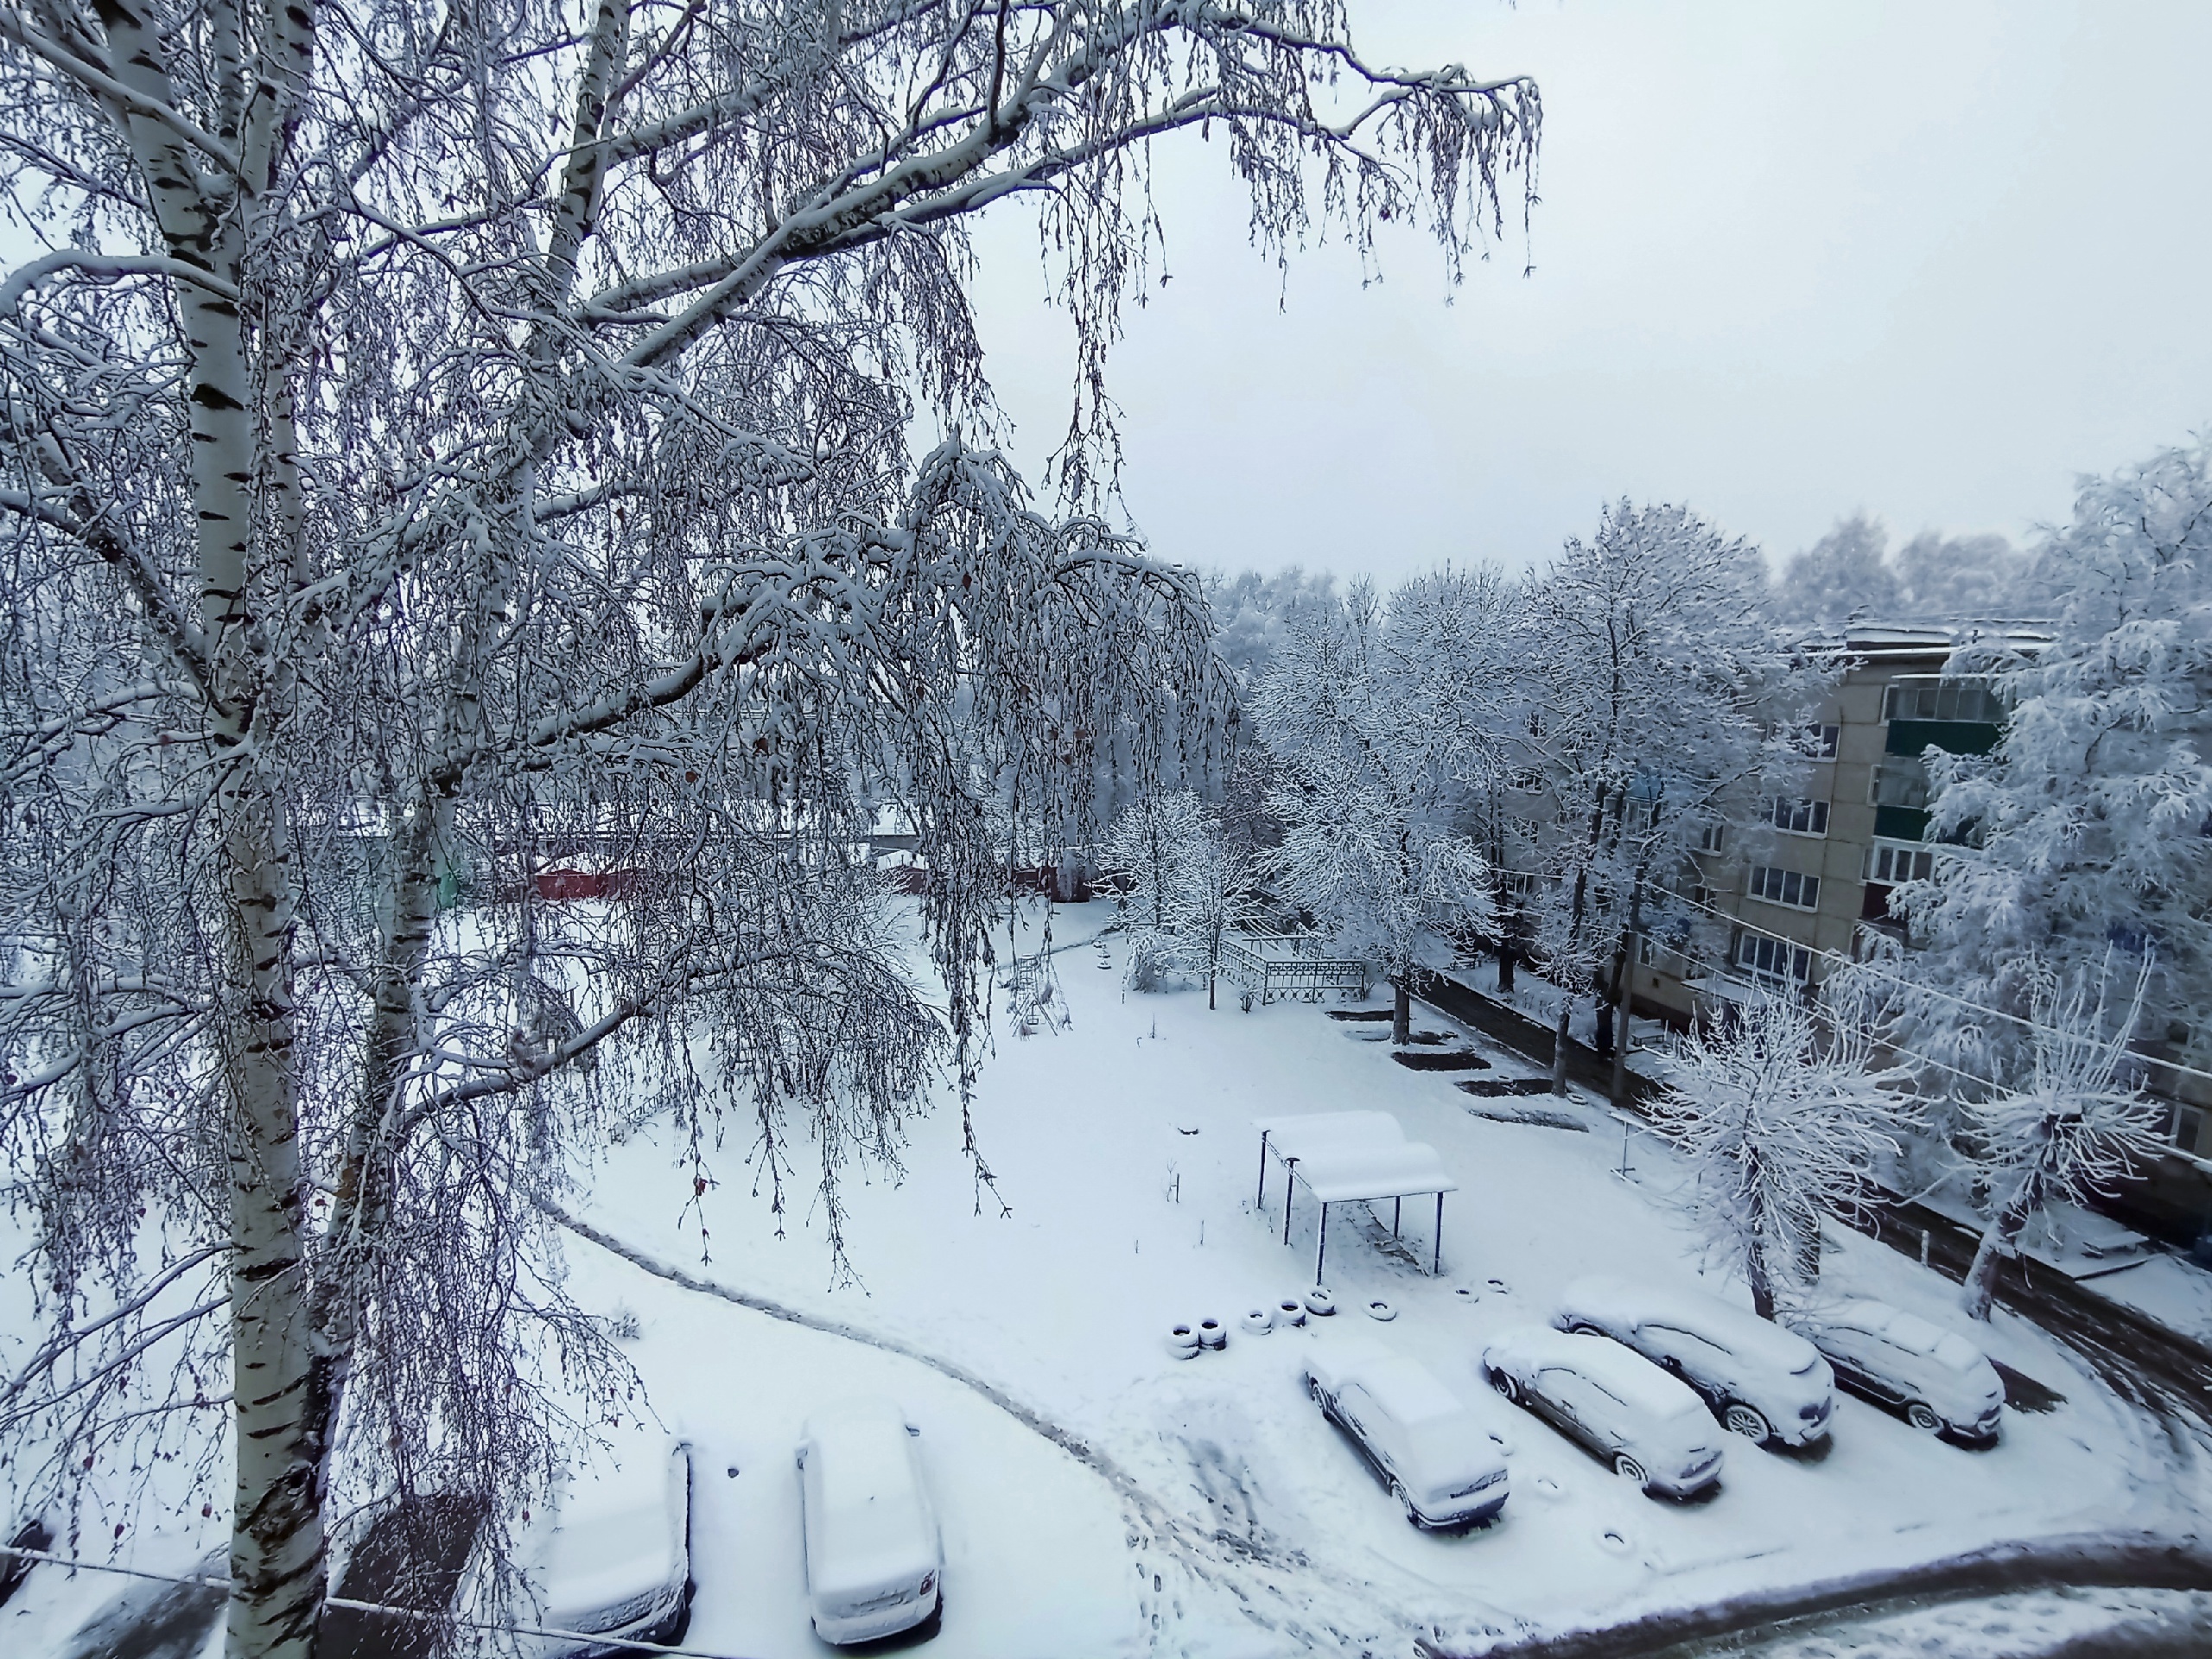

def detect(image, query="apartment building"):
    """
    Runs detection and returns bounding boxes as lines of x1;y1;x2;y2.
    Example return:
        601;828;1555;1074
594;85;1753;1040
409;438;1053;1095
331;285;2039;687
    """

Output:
1623;620;2212;1242
1628;623;2047;1022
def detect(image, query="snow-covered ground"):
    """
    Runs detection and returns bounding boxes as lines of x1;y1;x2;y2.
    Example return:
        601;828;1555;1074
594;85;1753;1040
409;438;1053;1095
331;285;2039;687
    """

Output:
6;898;2204;1657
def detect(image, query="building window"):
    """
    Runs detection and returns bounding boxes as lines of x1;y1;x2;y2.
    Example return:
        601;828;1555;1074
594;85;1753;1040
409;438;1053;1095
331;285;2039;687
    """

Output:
2171;1101;2206;1154
1870;759;1931;810
1695;822;1726;855
1748;865;1821;911
1765;798;1830;836
1865;841;1935;885
1885;677;2005;724
1735;932;1813;984
1794;721;1840;760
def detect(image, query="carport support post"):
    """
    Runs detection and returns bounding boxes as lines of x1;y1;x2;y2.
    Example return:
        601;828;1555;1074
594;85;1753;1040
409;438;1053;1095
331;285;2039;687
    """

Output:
1283;1160;1298;1245
1257;1131;1270;1210
1315;1202;1329;1284
1433;1192;1444;1275
1393;1196;1402;1237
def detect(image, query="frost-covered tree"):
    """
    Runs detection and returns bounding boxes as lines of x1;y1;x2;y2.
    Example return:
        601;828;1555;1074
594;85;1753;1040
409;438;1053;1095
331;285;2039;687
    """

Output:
1888;437;2212;1085
0;3;1540;1651
1208;565;1340;690
1958;961;2168;1322
1257;575;1501;1043
1648;990;1908;1319
1771;514;1902;628
1097;789;1260;1007
1521;502;1824;1096
1770;516;2029;630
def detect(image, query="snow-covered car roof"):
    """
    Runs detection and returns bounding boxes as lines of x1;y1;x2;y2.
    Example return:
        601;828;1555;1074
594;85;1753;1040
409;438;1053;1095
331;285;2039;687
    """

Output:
801;1397;936;1595
520;1425;685;1629
1561;1275;1821;1374
1332;1349;1467;1427
1486;1325;1708;1421
1812;1299;1989;1373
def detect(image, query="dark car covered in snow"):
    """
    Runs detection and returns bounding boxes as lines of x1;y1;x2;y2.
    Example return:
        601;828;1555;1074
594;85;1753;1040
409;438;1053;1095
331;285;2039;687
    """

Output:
1786;1299;2005;1444
1553;1275;1834;1448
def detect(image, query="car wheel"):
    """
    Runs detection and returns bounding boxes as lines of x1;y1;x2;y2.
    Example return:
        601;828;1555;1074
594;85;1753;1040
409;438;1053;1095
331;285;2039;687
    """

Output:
1906;1401;1944;1434
1197;1319;1227;1351
1240;1308;1275;1336
1722;1403;1772;1444
1567;1321;1603;1337
1363;1298;1397;1322
1304;1287;1337;1318
1491;1370;1520;1404
1164;1324;1201;1359
1613;1452;1646;1487
1391;1480;1421;1527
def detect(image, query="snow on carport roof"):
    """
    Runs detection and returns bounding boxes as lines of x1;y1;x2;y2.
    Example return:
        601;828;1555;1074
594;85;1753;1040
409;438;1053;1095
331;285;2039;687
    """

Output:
1251;1113;1459;1201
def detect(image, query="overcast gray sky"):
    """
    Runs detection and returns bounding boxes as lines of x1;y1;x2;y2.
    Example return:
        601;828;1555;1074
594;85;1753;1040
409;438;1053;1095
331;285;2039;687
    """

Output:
959;0;2212;587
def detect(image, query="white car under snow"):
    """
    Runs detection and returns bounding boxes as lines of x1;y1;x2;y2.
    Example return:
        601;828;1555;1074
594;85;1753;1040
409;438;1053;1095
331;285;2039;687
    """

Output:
1482;1325;1726;1498
324;1426;692;1659
797;1397;944;1645
1786;1298;2005;1443
1553;1274;1835;1448
1301;1343;1510;1529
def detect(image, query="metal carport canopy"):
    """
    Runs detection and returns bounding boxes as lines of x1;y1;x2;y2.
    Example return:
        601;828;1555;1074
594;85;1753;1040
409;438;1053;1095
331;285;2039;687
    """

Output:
1253;1112;1459;1281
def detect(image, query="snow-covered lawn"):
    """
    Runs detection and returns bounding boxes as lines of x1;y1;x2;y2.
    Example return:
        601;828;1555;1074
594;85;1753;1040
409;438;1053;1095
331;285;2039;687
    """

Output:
5;899;2199;1657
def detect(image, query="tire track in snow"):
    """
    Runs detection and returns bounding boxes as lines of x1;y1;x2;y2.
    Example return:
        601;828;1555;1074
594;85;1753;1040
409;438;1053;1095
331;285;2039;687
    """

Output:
541;1199;1461;1654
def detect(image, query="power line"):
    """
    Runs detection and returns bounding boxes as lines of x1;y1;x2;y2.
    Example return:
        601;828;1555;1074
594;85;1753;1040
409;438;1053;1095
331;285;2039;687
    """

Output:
1653;882;2212;1094
0;1544;766;1659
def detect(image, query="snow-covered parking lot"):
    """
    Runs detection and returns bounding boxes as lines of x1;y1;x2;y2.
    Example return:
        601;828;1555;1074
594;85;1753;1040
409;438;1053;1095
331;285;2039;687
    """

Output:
556;903;2194;1656
7;900;2199;1658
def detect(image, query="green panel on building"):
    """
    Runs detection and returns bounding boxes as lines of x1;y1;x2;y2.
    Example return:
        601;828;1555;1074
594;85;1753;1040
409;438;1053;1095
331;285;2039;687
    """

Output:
1885;718;2000;757
1873;804;1931;842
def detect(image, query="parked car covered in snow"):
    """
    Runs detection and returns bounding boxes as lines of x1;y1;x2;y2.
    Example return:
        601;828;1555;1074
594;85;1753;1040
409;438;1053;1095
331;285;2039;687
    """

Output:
1301;1344;1510;1529
326;1428;692;1659
1553;1275;1834;1447
797;1397;944;1644
1482;1325;1726;1498
1785;1299;2005;1443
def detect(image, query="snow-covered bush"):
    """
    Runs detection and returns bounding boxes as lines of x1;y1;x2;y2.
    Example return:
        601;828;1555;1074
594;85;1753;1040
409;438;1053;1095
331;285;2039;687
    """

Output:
1648;990;1908;1318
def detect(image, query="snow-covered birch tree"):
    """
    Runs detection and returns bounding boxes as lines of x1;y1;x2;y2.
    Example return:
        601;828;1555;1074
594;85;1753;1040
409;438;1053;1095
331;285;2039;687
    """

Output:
1647;990;1908;1319
1256;575;1503;1043
0;4;1541;1652
1520;502;1824;1096
1957;960;2168;1322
